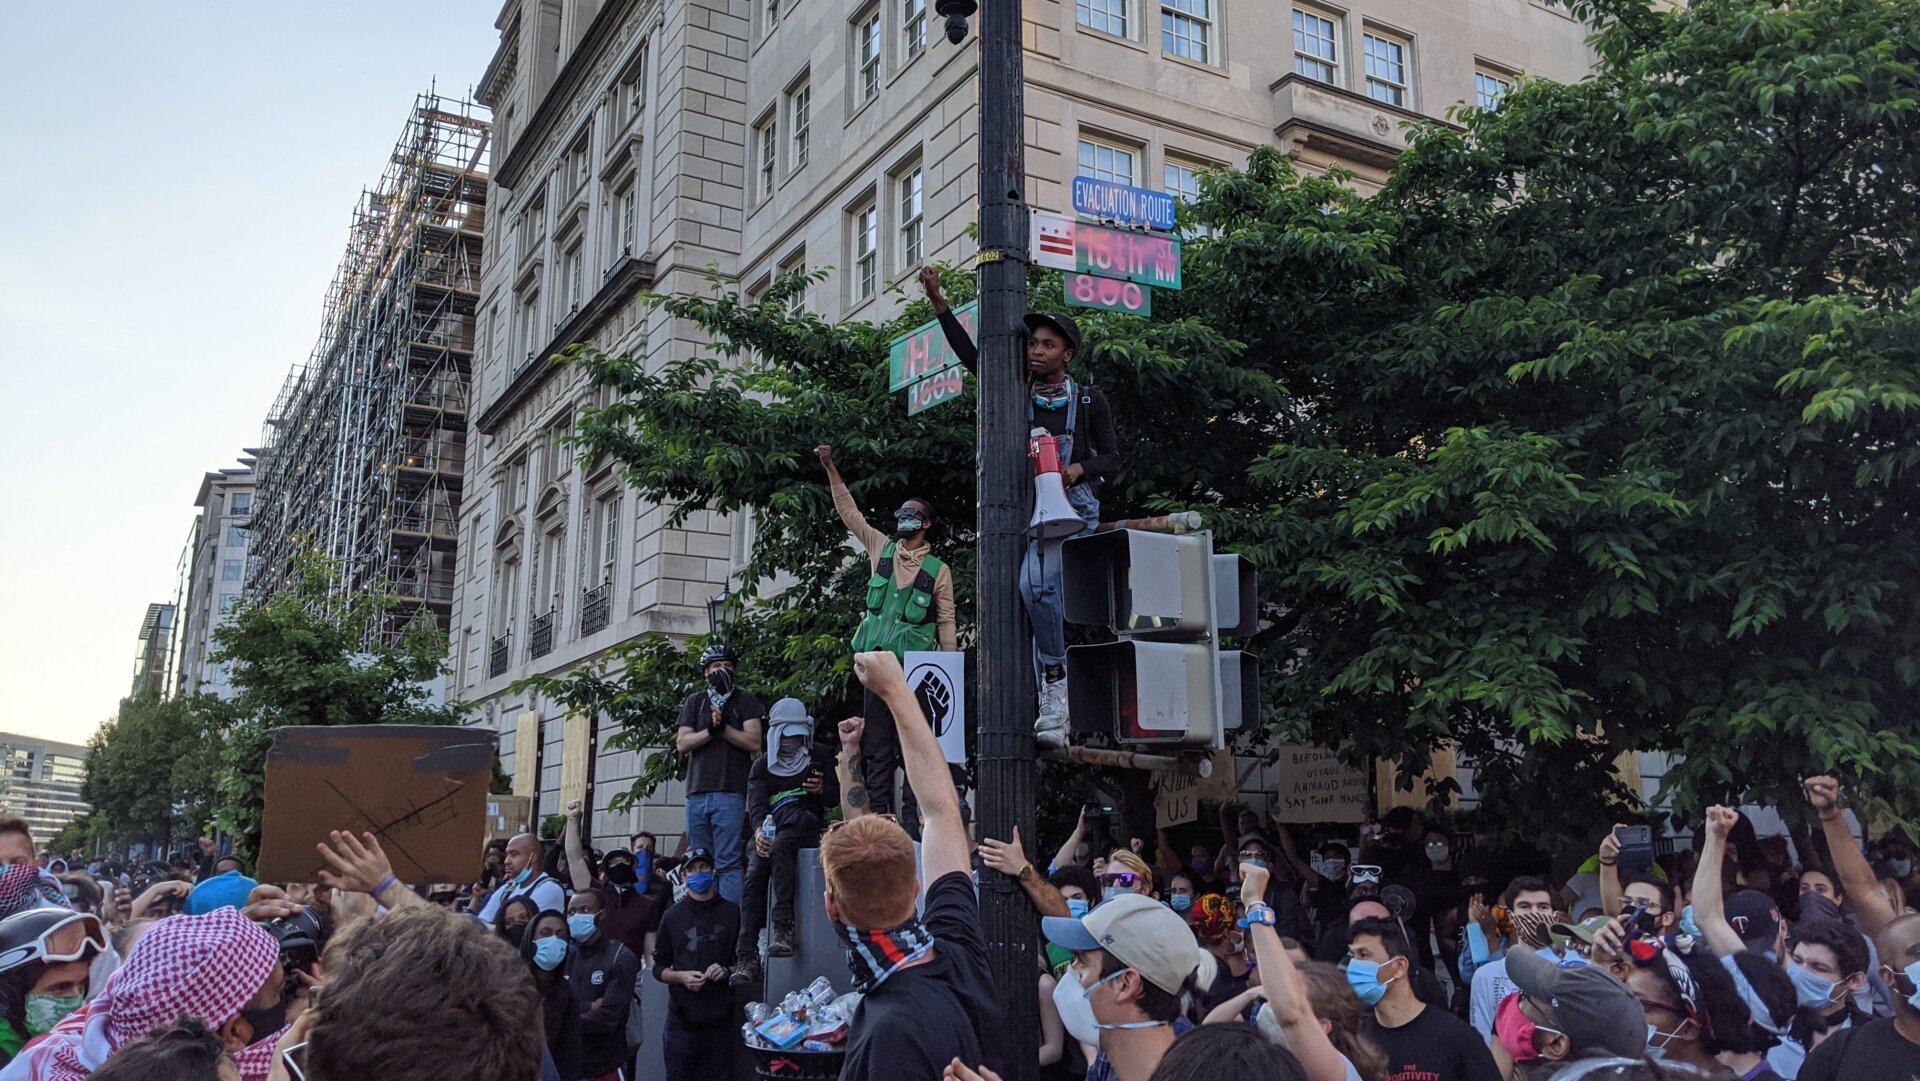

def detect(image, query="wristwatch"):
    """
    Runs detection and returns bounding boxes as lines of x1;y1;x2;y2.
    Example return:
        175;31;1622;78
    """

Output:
1238;903;1276;929
1017;863;1036;883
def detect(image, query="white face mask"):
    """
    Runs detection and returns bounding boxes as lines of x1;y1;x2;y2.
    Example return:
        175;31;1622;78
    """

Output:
1253;1001;1289;1046
1053;966;1101;1047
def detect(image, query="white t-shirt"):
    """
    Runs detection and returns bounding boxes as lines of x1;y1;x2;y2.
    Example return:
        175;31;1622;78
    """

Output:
476;872;566;926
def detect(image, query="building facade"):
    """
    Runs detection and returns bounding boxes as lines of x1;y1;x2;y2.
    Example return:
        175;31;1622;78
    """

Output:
128;603;176;700
0;736;89;850
172;459;256;700
456;0;1595;849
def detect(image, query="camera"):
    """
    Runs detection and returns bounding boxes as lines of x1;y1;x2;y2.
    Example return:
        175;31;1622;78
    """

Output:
263;907;328;983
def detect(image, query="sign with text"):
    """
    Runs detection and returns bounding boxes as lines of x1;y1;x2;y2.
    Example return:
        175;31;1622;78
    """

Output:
903;651;967;765
1064;272;1151;316
1272;744;1368;823
907;367;966;415
1072;176;1178;231
1153;748;1238;827
1076;221;1182;290
888;300;977;391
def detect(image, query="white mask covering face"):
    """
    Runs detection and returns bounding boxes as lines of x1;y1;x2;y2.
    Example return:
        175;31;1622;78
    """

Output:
1253;1001;1289;1046
1053;967;1101;1048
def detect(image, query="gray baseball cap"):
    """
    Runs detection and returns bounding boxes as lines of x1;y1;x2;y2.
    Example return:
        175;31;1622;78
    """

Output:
1507;944;1648;1059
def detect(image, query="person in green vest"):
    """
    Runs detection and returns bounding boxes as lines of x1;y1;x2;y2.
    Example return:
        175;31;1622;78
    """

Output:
816;445;957;826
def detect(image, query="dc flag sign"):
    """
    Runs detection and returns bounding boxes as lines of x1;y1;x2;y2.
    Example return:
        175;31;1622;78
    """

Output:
904;651;967;765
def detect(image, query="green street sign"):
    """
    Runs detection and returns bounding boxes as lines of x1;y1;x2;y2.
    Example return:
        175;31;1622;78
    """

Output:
888;300;978;391
1064;273;1151;316
907;367;966;415
1074;221;1181;290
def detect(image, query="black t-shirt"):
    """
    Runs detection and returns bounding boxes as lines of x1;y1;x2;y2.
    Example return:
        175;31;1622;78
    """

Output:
675;689;766;796
1799;1017;1920;1081
1366;1003;1502;1081
841;871;1005;1081
652;894;741;1028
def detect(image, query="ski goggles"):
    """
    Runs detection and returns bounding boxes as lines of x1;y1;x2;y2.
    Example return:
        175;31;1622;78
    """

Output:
0;911;106;972
1349;865;1383;885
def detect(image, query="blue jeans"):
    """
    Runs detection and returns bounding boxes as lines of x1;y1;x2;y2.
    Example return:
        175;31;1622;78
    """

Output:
684;791;746;904
1020;482;1101;666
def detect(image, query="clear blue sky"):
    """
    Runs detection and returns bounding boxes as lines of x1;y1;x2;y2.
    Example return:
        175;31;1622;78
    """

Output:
0;3;500;745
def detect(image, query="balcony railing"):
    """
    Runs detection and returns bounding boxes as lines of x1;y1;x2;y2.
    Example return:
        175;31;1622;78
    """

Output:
580;582;611;636
529;611;555;659
489;634;510;677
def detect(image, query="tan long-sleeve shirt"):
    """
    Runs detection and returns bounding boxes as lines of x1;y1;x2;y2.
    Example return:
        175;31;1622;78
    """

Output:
830;475;958;652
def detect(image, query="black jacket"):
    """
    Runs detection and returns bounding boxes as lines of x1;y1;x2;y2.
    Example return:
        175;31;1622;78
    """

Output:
936;309;1122;486
566;934;641;1073
748;746;838;832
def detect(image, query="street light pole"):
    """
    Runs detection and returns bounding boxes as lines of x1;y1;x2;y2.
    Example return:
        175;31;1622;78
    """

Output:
970;0;1040;1072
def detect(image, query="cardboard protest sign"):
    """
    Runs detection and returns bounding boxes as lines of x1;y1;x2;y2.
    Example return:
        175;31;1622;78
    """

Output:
258;725;496;886
903;651;967;765
1272;744;1368;823
1153;749;1238;827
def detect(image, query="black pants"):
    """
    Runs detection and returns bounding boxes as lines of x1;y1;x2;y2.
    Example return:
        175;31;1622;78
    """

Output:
860;688;921;826
662;1019;733;1081
740;812;823;943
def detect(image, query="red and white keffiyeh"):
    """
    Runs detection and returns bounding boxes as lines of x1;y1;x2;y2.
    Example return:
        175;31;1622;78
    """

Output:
0;908;281;1081
0;865;70;921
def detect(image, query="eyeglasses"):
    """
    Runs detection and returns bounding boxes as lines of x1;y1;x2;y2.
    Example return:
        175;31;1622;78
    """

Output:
1101;873;1143;888
0;912;106;972
1349;865;1383;885
280;1041;309;1081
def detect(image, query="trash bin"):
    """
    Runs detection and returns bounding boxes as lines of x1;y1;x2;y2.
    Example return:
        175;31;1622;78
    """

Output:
747;1044;845;1080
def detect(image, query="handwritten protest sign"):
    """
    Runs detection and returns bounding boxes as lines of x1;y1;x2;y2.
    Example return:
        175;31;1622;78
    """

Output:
1272;744;1368;823
1153;749;1238;827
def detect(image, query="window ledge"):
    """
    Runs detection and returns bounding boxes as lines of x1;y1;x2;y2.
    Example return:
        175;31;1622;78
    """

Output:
1160;50;1227;77
1074;23;1148;53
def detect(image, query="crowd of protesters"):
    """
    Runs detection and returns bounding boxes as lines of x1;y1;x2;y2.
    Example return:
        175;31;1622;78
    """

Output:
10;644;1920;1081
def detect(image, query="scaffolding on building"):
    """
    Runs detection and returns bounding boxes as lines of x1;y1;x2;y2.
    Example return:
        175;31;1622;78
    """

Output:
247;92;490;643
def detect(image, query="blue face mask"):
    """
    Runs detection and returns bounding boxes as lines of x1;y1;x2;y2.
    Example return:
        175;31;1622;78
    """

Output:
1066;898;1090;919
514;866;534;885
634;852;652;881
1169;895;1193;914
686;871;717;895
1790;962;1845;1008
1899;961;1920;1011
1102;886;1129;903
1345;957;1400;1006
1678;905;1701;940
568;913;599;941
533;936;569;971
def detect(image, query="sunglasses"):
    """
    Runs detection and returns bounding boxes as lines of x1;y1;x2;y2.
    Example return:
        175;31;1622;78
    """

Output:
1101;873;1144;888
1349;865;1383;885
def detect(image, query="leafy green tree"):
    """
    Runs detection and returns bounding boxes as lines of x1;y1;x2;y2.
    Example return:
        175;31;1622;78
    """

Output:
211;548;470;858
80;693;226;853
535;0;1920;843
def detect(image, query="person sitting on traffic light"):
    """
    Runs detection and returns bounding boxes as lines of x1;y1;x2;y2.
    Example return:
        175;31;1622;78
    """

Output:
918;267;1123;749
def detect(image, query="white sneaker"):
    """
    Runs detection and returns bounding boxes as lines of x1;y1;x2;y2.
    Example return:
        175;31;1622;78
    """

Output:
1035;675;1069;748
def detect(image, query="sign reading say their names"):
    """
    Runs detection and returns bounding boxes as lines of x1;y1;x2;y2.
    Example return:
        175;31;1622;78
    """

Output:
903;651;967;765
888;300;977;391
1272;744;1368;823
1153;748;1238;827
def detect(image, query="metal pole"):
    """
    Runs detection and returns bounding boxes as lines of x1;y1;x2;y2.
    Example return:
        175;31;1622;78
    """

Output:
974;0;1039;1072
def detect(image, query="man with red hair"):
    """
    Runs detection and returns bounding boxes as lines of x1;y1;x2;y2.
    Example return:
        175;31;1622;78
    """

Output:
0;908;288;1081
826;652;1003;1081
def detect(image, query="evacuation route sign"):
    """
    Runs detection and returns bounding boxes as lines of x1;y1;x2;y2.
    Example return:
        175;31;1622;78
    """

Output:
1075;220;1182;289
1064;273;1151;316
1072;176;1178;232
888;300;977;392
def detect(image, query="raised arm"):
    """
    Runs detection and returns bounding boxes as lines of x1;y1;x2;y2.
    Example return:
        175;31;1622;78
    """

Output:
1597;824;1625;918
855;651;968;880
1692;806;1747;958
1241;861;1349;1081
563;799;594;892
918;266;978;374
1806;776;1895;937
816;446;887;559
836;716;868;821
1274;821;1320;886
1052;809;1090;874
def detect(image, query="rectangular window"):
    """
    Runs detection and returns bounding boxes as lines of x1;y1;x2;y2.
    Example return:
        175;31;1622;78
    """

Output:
779;251;807;311
1077;0;1127;36
612;181;636;257
565;245;583;309
855;10;882;103
520;291;540;359
1363;32;1408;106
599;498;620;584
1475;68;1512;110
853;201;878;300
905;0;927;58
230;493;251;515
571;135;591;190
755;117;778;199
1077;137;1138;186
766;0;779;30
622;49;647;119
226;525;246;547
510;457;529;509
222;559;242;582
898;166;924;267
1292;9;1338;83
1161;0;1211;62
1165;158;1212;236
788;81;811;169
219;595;239;615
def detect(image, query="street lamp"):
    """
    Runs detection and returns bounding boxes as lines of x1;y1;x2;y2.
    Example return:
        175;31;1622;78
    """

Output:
706;588;731;641
935;0;976;42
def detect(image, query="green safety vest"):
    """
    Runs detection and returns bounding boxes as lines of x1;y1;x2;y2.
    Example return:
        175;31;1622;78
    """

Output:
850;543;944;657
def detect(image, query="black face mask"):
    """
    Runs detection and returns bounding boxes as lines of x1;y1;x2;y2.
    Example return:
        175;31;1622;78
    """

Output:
604;862;637;886
241;994;290;1045
707;668;735;696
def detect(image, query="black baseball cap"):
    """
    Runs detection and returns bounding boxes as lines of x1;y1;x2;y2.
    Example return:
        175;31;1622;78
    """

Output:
1725;890;1783;948
682;847;716;870
1023;312;1083;356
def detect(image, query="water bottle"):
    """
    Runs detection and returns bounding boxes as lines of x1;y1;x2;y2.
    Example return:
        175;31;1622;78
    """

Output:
761;817;777;844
